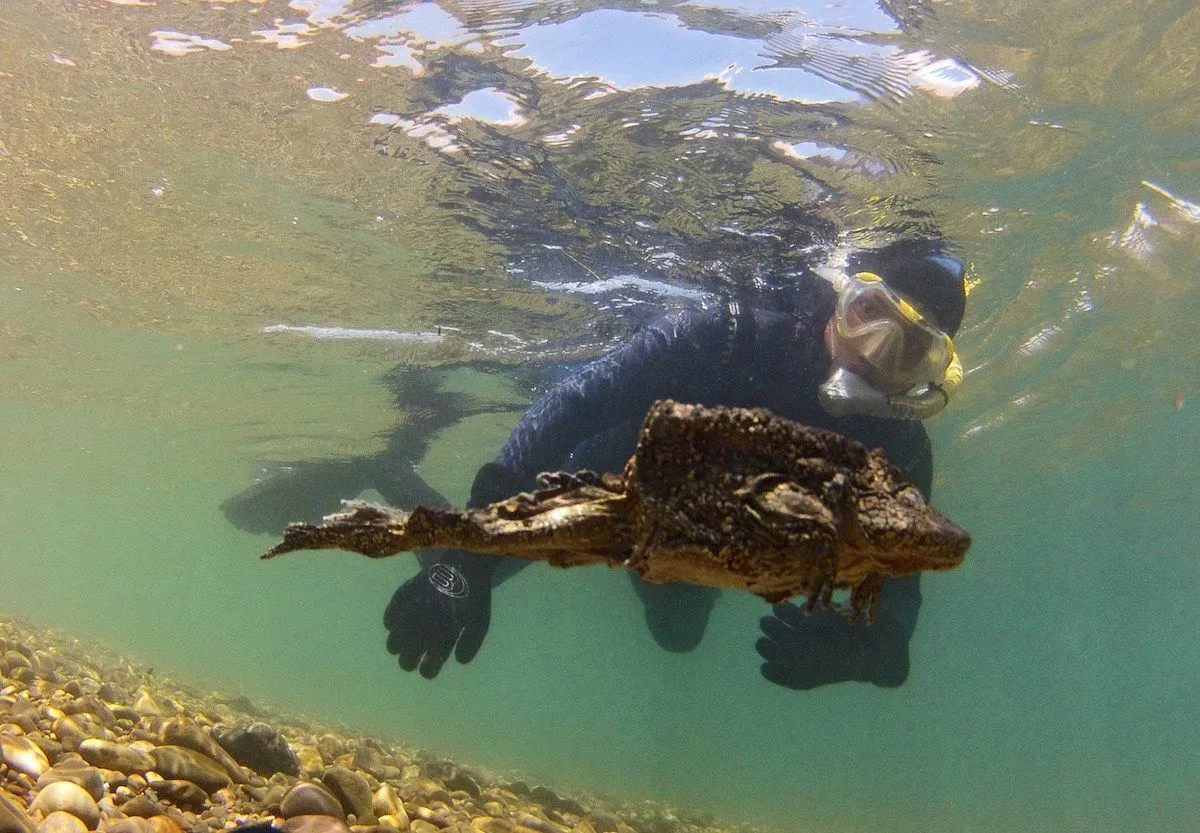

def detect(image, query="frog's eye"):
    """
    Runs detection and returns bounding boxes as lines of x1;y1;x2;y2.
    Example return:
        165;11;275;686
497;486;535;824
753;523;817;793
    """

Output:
896;486;927;508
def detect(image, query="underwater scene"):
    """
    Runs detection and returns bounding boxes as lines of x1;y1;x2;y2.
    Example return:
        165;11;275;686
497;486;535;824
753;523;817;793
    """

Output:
0;0;1196;832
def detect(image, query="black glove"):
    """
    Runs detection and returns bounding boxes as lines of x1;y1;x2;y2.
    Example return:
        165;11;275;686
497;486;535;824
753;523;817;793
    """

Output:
756;602;911;690
383;555;493;678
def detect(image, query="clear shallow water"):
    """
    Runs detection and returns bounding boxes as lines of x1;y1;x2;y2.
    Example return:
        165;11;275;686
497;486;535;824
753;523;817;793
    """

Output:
1;0;1197;830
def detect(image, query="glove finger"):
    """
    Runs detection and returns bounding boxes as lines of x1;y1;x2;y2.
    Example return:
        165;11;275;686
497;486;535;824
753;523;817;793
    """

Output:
455;601;491;665
754;635;799;666
391;630;425;673
770;602;809;629
385;614;418;655
385;600;429;671
760;659;825;691
384;593;426;655
758;614;798;643
418;622;460;679
383;580;422;630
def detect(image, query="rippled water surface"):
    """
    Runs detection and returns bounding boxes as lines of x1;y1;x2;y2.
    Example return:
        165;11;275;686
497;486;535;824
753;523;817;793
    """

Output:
2;0;1197;830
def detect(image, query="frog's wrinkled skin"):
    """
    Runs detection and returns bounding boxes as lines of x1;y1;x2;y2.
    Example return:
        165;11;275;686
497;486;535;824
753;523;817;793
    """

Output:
266;400;970;621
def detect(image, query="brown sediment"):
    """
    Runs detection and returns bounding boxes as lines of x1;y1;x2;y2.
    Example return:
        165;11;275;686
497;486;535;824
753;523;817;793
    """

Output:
0;616;770;833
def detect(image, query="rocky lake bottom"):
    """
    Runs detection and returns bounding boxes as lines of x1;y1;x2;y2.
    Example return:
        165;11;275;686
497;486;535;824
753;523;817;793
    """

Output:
0;617;766;833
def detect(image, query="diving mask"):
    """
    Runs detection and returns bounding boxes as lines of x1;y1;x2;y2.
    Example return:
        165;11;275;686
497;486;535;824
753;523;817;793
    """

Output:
821;271;962;420
834;271;954;392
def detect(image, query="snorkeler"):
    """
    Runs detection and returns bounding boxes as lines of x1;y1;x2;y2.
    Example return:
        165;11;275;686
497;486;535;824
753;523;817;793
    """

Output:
382;239;967;690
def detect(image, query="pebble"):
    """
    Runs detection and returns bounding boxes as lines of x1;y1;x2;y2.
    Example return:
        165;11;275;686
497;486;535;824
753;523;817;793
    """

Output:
280;816;352;833
212;724;299;778
161;720;247;785
59;715;111;748
50;719;88;753
62;697;115;729
582;814;619;833
7;713;38;735
1;652;32;673
0;622;698;833
370;785;400;820
28;782;100;829
76;740;153;775
26;736;62;763
144;817;183;833
61;682;98;700
347;748;383;780
93;684;122;703
0;792;39;833
443;773;479;801
133;692;163;717
315;737;345;766
8;772;36;796
294;747;324;779
280;783;344;820
150;747;230;793
395;781;448;807
34;812;87;833
110;705;140;724
35;759;105;801
118;795;165;818
321;767;373;822
105;820;157;833
470;820;515;833
514;816;565;833
151;781;208;811
2;735;51;777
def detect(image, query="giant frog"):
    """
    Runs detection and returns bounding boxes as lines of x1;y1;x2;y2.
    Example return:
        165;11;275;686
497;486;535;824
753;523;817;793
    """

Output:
266;400;970;622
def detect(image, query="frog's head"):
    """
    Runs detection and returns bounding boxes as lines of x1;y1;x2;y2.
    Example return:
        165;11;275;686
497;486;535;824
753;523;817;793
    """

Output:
851;454;971;574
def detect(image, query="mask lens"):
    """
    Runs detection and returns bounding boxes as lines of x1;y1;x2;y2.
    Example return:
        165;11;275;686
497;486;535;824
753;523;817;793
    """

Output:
835;275;953;389
843;290;894;330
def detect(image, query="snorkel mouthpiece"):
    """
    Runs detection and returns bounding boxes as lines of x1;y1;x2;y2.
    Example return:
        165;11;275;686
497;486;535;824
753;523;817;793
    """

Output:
819;367;887;417
819;353;961;421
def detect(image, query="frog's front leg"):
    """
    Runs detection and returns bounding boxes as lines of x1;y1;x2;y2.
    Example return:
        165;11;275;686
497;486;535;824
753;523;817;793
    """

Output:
848;573;883;624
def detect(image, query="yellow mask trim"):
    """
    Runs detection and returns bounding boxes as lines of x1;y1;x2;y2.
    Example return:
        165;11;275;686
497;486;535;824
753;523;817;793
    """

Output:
940;347;963;392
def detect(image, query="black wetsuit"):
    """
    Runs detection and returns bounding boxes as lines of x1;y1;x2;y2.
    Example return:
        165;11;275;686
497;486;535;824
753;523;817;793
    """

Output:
394;275;929;685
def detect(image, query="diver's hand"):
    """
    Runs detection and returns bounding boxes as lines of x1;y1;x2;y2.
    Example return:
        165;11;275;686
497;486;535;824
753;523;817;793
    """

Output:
756;602;910;690
383;558;492;679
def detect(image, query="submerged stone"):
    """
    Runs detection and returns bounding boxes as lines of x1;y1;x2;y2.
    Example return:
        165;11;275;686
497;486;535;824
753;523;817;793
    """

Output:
35;811;87;833
28;782;100;829
280;783;344;820
1;734;50;778
212;723;299;778
0;791;39;833
77;740;153;775
161;718;247;784
35;758;106;801
149;746;230;793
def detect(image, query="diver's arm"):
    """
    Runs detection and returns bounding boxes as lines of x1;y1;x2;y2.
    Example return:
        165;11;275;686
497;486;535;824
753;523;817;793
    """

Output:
442;306;730;585
492;306;731;482
413;466;527;573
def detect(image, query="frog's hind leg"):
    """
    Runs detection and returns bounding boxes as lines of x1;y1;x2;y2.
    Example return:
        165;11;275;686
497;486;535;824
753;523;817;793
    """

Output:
801;549;837;615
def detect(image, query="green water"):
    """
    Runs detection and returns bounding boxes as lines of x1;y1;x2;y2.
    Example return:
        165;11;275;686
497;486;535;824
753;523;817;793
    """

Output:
2;0;1197;830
